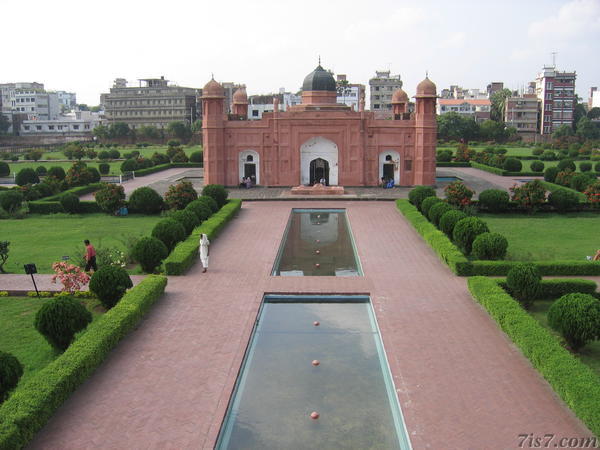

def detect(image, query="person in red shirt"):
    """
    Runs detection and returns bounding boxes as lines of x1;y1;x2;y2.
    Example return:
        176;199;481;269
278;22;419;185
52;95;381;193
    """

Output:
84;239;97;272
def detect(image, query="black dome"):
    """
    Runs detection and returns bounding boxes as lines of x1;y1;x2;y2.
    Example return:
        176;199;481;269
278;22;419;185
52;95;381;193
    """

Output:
302;65;336;92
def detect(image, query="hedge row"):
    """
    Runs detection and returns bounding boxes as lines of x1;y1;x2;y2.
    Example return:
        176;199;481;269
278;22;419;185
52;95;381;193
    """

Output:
28;200;102;214
470;161;505;175
0;275;168;449
164;199;242;275
467;277;600;437
134;162;202;177
43;183;103;202
540;181;588;202
436;162;471;167
396;199;600;276
495;278;598;299
472;161;600;179
395;199;469;274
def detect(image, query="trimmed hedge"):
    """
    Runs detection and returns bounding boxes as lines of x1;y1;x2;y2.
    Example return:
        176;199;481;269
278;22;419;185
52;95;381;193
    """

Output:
395;200;469;275
27;201;64;214
164;199;242;275
496;278;598;299
436;162;471;167
467;277;600;437
0;275;168;449
540;181;587;202
44;183;103;202
133;162;202;177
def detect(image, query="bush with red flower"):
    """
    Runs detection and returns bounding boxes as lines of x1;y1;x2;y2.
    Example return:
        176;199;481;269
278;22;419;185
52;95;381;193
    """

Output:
509;180;546;213
583;181;600;208
51;262;90;294
164;181;198;210
94;183;126;214
444;180;475;208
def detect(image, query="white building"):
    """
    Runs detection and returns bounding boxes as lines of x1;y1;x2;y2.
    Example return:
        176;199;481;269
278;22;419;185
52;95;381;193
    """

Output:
57;91;77;109
591;89;600;109
19;111;100;135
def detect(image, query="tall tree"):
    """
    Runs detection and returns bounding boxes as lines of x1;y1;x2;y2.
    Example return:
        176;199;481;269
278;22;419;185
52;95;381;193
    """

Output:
336;79;351;105
437;112;480;141
490;88;512;122
0;114;10;135
576;117;600;140
588;107;600;119
167;121;192;142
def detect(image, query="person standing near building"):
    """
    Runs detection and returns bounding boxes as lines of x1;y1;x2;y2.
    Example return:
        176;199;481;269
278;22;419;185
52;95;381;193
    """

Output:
199;233;210;273
84;239;97;272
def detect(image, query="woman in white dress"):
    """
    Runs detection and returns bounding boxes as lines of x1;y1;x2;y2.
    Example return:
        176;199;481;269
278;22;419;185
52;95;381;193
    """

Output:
199;233;210;273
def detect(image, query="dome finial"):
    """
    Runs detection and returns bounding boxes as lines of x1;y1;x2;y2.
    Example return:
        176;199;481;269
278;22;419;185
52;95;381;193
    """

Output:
211;72;214;80
426;70;428;78
318;55;321;65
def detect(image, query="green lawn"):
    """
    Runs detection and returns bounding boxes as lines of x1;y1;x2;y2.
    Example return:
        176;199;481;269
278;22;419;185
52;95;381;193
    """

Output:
0;296;103;386
437;145;534;158
479;212;600;261
37;144;201;160
530;299;600;376
2;213;163;274
520;160;600;172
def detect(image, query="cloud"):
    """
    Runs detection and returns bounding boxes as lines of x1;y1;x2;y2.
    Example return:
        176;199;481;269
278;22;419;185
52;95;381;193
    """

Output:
438;32;467;49
528;0;600;41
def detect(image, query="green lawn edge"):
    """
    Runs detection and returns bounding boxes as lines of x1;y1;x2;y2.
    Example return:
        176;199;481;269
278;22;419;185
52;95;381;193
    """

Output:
467;276;600;437
0;275;168;450
164;199;242;275
395;199;600;276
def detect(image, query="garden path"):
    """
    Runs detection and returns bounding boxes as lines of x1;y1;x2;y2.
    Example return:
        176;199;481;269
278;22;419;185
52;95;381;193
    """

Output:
28;201;592;449
446;167;544;194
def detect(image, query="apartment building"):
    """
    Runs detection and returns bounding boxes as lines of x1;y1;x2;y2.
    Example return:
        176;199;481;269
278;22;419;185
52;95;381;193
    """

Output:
369;70;402;110
504;94;539;140
336;74;365;111
101;76;200;129
535;66;576;135
437;98;491;123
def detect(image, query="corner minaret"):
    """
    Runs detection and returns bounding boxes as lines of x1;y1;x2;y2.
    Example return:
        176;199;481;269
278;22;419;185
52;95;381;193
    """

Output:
202;78;226;185
391;88;409;119
414;77;437;185
232;87;248;118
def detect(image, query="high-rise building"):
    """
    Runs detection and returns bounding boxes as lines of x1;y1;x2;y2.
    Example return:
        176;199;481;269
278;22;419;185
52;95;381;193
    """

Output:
504;94;539;141
369;70;402;110
486;82;504;98
101;76;201;129
535;66;576;135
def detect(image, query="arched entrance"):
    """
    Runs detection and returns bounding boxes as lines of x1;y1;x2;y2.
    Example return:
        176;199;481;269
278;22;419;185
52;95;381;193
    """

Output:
309;158;329;185
300;137;338;185
239;150;260;185
379;151;400;185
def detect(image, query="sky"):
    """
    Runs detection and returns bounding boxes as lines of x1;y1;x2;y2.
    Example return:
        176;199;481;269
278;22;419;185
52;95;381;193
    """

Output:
2;0;599;106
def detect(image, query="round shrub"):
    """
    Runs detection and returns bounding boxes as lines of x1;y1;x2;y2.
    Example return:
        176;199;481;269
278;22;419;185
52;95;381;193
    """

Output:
530;161;544;172
428;202;453;227
421;196;442;219
151;218;186;252
108;149;120;159
548;293;600;351
452;216;489;254
532;147;543;156
136;157;153;169
503;158;522;172
471;232;508;260
167;139;181;148
0;352;24;400
557;159;576;172
595;162;600;172
47;166;66;180
477;189;510;213
579;161;592;172
171;209;200;235
196;195;218;213
128;186;163;214
0;161;9;177
439;209;467;237
189;151;203;163
540;150;556;161
98;150;110;160
0;190;23;213
89;266;133;309
34;296;92;351
164;181;198;210
95;183;125;214
444;180;474;207
87;167;101;183
171;150;189;163
151;152;170;165
506;263;541;309
120;158;138;173
185;200;212;222
33;182;53;198
15;168;39;186
98;162;110;175
544;166;560;183
60;193;80;214
65;161;92;187
548;189;579;212
436;150;452;162
35;166;47;176
132;236;168;273
570;173;595;192
408;185;436;211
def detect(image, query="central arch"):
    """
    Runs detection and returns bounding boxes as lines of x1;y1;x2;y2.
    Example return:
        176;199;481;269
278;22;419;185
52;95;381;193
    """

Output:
300;137;338;185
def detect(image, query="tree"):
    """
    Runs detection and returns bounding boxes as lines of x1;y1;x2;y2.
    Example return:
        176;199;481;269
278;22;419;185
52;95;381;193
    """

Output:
336;79;351;104
490;88;512;122
588;107;600;120
479;120;508;142
552;124;574;139
77;104;90;111
191;119;203;133
436;112;480;141
167;121;192;142
137;125;161;140
93;124;109;139
0;114;10;135
108;122;131;138
573;101;587;129
576;117;600;140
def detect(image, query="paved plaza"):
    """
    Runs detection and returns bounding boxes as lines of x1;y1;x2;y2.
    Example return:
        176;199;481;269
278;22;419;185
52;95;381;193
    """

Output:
27;201;592;449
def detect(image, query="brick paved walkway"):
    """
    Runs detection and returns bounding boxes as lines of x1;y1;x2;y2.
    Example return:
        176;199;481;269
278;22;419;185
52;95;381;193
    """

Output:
28;201;591;449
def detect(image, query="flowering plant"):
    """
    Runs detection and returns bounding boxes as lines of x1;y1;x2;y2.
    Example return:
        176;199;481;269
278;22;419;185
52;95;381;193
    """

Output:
583;181;600;208
509;180;546;213
444;180;475;208
164;181;198;210
51;262;90;294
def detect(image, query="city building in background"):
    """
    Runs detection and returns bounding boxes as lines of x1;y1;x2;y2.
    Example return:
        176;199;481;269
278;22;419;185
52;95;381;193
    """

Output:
369;70;402;110
101;76;201;129
486;82;504;98
589;87;599;109
436;98;491;123
440;86;488;100
504;94;539;141
336;74;365;111
19;110;101;136
535;66;576;135
57;91;77;110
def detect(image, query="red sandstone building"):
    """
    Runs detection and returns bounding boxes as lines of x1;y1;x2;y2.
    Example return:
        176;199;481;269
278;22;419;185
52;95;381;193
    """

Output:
202;65;437;187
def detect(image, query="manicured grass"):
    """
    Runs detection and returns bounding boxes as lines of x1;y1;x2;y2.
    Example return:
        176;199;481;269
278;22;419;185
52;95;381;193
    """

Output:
2;213;163;274
530;298;600;377
37;144;201;160
0;296;103;385
479;212;600;261
437;145;535;157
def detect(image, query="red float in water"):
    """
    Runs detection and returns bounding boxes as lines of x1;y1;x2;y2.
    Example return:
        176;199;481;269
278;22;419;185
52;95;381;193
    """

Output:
310;411;320;420
313;321;320;326
312;360;320;366
315;250;320;254
315;263;320;268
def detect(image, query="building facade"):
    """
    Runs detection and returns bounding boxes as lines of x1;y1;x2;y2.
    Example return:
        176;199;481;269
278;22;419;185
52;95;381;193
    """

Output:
504;94;539;140
57;91;77;109
101;76;200;129
535;66;576;135
437;99;491;123
336;74;365;111
19;111;100;135
202;65;436;187
590;87;599;109
369;70;402;111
